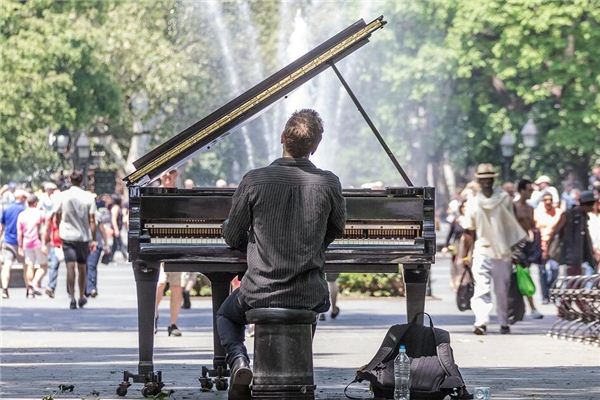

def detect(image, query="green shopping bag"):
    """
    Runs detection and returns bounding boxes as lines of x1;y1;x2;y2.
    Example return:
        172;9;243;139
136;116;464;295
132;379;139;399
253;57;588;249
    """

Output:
515;264;536;296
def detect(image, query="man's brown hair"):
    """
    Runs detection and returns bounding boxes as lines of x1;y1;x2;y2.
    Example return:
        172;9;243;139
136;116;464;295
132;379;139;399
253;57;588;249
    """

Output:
70;170;83;186
282;109;324;158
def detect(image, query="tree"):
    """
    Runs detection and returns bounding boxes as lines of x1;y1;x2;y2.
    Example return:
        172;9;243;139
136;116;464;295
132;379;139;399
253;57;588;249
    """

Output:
448;0;600;183
0;0;120;180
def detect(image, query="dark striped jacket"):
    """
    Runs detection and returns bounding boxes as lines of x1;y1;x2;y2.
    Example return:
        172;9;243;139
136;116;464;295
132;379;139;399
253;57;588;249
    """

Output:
223;157;346;309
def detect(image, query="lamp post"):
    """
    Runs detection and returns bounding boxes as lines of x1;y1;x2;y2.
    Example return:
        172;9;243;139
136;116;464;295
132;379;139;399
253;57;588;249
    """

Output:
521;117;539;177
500;130;516;182
75;133;91;188
521;118;538;148
49;126;71;156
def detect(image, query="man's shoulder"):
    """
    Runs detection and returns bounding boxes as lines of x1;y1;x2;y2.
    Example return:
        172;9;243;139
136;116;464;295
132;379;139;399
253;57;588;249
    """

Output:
244;165;340;186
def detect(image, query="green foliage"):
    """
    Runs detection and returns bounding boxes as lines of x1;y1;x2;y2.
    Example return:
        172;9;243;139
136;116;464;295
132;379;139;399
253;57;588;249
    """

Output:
338;273;405;297
1;0;598;187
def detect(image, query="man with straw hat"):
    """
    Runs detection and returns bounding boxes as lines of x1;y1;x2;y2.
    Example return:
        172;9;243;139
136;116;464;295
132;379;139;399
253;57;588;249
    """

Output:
461;163;527;335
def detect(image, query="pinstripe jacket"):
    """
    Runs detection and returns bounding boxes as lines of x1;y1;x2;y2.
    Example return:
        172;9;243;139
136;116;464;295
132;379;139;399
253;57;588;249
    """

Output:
223;157;346;309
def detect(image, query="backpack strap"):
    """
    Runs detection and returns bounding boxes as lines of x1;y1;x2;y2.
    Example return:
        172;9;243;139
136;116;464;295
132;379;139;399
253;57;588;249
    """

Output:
409;312;439;348
356;324;408;375
343;378;370;400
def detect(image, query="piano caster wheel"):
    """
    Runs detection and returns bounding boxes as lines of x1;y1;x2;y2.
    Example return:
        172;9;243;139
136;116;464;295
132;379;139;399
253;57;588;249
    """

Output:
116;382;130;397
141;382;162;398
199;376;213;391
215;377;228;391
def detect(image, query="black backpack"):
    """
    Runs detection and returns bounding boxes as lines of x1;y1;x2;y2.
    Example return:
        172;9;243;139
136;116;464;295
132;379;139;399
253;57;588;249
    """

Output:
345;313;472;400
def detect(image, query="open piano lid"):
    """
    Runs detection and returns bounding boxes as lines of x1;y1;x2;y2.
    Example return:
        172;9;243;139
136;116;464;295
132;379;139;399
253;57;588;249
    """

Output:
124;16;386;187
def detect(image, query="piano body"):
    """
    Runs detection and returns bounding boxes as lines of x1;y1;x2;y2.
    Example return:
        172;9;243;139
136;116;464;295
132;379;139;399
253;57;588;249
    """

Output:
120;16;435;397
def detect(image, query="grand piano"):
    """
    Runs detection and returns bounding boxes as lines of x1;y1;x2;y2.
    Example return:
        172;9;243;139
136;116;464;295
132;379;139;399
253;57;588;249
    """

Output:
119;16;435;397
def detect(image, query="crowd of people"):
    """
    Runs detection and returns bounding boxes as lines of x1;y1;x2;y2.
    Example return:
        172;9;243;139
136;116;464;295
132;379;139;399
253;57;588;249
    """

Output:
0;172;129;308
443;163;600;334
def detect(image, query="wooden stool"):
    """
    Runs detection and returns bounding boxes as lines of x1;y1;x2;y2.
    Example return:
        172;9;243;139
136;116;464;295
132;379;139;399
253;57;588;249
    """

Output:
246;308;317;399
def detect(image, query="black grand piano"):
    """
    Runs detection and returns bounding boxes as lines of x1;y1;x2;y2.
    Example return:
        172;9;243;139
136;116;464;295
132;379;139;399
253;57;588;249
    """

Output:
119;16;435;397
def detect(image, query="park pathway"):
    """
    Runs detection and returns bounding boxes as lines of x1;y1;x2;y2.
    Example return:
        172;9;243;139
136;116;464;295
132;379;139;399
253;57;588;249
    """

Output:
1;255;599;399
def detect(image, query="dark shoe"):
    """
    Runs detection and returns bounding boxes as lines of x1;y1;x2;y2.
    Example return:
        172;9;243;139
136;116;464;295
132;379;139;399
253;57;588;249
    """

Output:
500;325;511;334
182;290;191;309
168;324;182;337
229;356;252;399
473;325;487;335
319;313;326;321
78;297;87;308
2;289;9;299
69;299;77;309
45;288;55;298
330;306;340;319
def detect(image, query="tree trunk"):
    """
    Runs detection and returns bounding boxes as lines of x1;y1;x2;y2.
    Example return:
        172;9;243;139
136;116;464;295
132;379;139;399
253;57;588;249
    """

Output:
125;133;151;174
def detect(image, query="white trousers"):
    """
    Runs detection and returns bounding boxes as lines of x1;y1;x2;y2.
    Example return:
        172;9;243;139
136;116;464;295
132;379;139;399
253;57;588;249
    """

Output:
471;254;512;326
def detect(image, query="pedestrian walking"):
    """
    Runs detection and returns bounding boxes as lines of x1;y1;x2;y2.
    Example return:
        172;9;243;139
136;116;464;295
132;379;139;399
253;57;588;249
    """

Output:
513;179;543;319
154;169;183;336
529;175;560;208
45;211;64;298
86;197;111;298
48;170;97;309
17;194;48;297
443;199;467;291
0;189;27;298
534;192;563;303
548;190;597;276
461;164;526;335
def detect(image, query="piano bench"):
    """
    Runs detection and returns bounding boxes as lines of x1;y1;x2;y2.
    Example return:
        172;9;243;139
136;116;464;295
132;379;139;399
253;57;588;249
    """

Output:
246;308;317;400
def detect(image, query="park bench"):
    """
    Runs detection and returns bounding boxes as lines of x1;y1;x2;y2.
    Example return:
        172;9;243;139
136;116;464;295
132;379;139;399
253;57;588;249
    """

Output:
548;273;600;346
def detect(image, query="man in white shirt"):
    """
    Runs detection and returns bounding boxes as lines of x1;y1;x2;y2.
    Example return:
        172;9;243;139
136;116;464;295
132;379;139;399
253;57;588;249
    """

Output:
48;170;97;309
461;164;526;335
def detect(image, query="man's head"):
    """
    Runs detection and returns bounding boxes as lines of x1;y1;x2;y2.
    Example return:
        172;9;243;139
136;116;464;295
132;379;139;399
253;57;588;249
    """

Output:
502;182;515;198
534;175;551;190
579;190;597;213
474;163;497;194
184;179;194;189
517;179;533;200
70;170;83;187
14;189;28;203
542;192;554;211
43;182;58;194
280;109;323;158
26;194;38;207
592;165;600;177
160;169;178;188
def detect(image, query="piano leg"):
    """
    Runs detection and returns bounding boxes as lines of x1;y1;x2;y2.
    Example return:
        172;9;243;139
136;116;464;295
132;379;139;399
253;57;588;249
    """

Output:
403;264;430;325
199;271;237;391
117;261;164;397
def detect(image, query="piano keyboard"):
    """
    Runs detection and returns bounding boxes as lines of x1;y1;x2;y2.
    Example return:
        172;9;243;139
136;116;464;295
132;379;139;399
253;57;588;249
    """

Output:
149;237;415;246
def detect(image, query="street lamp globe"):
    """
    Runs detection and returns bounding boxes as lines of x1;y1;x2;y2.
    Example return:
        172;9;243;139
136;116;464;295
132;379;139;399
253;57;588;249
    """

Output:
521;118;538;148
76;133;91;163
500;131;516;158
54;126;71;155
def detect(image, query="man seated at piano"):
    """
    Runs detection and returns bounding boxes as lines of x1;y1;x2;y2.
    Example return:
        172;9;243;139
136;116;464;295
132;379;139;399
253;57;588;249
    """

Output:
216;109;346;398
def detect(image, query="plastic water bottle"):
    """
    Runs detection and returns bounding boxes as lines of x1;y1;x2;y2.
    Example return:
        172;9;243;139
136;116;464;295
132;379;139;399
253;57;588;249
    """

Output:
394;345;410;400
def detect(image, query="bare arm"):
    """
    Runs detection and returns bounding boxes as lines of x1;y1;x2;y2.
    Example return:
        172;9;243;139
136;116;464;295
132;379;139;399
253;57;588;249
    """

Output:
111;206;120;237
89;212;96;242
461;229;475;266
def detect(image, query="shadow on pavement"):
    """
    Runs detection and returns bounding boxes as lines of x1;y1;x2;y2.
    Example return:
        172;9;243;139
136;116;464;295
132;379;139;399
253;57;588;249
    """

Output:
1;354;598;400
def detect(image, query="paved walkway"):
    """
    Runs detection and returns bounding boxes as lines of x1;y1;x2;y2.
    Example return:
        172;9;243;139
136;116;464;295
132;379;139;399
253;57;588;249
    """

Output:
1;255;599;399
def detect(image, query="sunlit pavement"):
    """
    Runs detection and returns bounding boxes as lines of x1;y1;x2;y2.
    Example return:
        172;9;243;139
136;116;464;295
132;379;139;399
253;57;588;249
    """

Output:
1;255;599;399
